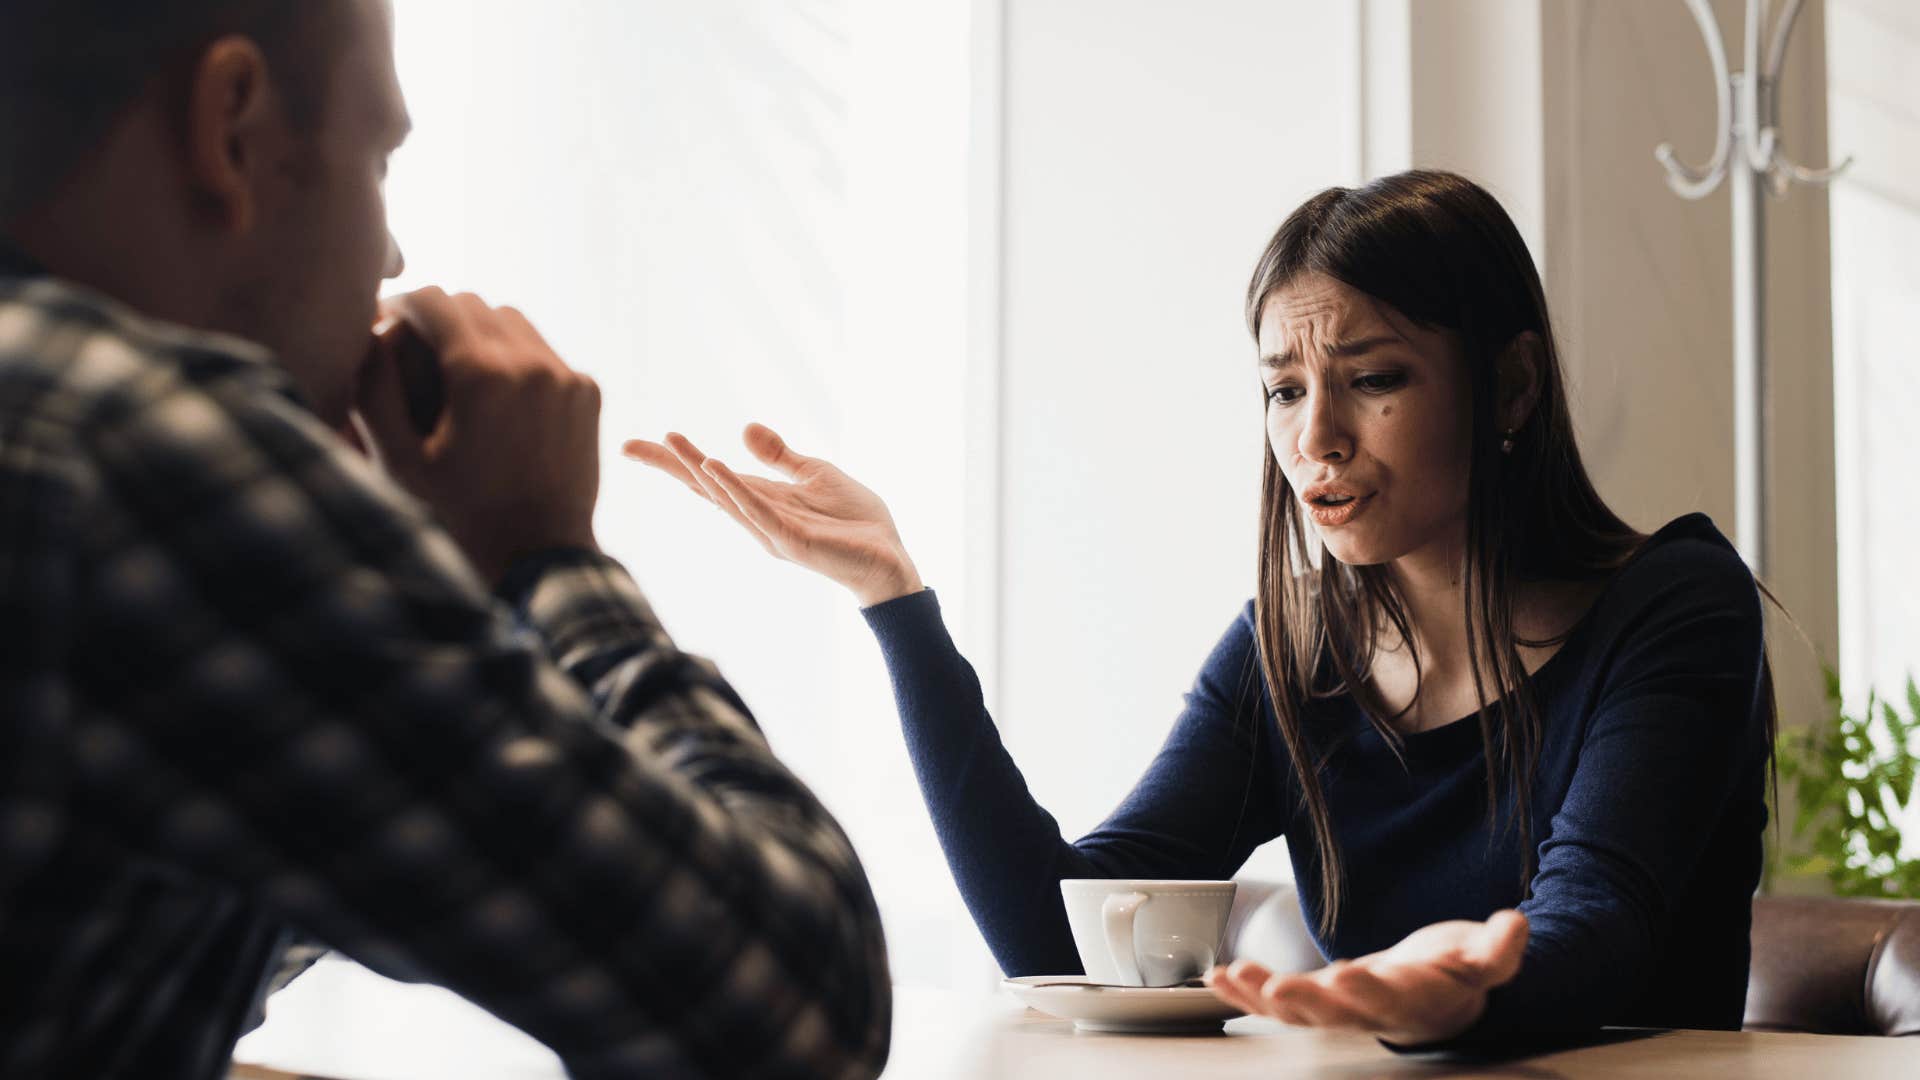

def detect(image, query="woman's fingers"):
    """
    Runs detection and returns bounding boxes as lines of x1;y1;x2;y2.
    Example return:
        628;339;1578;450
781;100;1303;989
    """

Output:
641;432;819;558
1213;961;1310;1023
621;438;710;500
1208;914;1522;1043
663;432;728;503
663;431;710;469
1320;962;1406;1029
701;458;795;550
661;435;777;553
1251;968;1374;1022
742;422;818;479
697;464;777;554
1244;972;1320;1022
1220;959;1272;993
1213;958;1428;1034
1462;910;1529;987
1203;965;1258;1015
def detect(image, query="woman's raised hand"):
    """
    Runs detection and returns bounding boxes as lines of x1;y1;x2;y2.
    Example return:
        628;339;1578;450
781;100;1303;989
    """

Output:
1205;909;1528;1047
622;424;924;608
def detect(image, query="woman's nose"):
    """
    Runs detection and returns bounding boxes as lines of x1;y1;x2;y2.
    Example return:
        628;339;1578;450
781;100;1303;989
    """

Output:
1296;387;1353;464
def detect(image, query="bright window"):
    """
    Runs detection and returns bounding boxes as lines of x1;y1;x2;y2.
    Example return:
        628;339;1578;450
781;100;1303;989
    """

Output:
1829;1;1920;708
244;5;1361;1062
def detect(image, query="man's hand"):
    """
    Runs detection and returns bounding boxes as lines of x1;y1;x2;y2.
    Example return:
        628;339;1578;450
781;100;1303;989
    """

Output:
1205;909;1528;1046
354;287;600;585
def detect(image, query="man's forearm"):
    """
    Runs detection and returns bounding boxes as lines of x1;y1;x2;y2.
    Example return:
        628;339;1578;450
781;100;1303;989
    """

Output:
508;548;894;1077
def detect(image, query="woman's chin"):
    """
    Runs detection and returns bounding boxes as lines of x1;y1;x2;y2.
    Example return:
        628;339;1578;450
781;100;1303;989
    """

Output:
1319;532;1401;568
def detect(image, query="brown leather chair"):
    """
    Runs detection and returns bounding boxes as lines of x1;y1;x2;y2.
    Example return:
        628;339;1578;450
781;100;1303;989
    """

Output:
1745;895;1920;1036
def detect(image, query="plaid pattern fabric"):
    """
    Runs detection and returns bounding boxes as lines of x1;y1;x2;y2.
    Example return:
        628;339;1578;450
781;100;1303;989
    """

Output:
0;268;890;1079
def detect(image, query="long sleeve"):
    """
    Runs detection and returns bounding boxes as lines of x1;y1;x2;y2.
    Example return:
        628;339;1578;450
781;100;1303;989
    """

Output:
1462;537;1770;1039
862;590;1287;977
58;313;891;1078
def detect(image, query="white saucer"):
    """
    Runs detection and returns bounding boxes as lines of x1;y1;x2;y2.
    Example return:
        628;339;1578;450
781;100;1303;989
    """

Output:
1002;975;1245;1034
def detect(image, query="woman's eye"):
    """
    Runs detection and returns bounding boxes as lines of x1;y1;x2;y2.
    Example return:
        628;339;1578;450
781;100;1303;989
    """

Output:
1265;384;1303;405
1354;372;1406;393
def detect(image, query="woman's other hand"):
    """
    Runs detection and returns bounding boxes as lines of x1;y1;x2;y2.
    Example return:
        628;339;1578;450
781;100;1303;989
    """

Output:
622;424;924;608
1204;909;1528;1047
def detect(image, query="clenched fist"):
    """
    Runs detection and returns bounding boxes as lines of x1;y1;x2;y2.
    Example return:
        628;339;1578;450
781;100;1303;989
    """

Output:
356;287;600;585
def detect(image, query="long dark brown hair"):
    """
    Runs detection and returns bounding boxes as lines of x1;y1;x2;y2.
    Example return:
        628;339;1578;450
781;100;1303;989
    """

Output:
1246;170;1696;936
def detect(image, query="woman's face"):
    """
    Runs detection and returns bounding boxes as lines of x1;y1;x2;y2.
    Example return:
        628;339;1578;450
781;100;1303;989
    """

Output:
1257;272;1475;568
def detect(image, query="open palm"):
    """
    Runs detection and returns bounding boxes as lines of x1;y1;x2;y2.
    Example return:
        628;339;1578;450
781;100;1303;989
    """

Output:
622;424;923;607
1206;909;1529;1046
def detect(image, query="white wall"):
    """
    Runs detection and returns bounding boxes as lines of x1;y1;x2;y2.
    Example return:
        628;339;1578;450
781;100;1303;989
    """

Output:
1543;0;1838;731
993;0;1360;877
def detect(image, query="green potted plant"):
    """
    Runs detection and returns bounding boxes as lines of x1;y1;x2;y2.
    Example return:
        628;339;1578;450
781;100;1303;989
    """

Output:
1771;668;1920;898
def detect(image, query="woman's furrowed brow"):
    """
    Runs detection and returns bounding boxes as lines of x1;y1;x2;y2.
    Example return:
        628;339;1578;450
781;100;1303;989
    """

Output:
1261;334;1405;370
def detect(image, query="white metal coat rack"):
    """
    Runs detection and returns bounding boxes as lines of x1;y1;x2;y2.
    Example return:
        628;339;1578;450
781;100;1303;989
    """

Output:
1655;0;1850;579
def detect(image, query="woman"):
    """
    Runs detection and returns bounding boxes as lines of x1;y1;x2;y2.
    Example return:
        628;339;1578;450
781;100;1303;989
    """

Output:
624;170;1773;1048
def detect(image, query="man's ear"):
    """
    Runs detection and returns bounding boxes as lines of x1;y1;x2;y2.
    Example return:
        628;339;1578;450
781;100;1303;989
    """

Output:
1497;331;1544;434
183;36;278;234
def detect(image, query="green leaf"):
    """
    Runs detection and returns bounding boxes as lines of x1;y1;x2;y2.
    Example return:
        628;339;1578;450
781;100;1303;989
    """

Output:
1783;667;1920;898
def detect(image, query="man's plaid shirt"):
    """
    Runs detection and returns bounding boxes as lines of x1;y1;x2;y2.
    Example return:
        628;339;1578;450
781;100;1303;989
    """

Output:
0;253;890;1078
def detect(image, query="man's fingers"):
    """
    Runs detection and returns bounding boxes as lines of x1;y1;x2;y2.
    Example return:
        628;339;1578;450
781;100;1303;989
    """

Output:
449;291;499;337
622;439;711;501
380;286;475;352
492;304;573;375
493;303;544;347
742;422;816;479
353;343;424;471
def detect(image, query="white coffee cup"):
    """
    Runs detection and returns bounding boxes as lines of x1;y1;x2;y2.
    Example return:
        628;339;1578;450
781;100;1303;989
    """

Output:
1060;879;1236;987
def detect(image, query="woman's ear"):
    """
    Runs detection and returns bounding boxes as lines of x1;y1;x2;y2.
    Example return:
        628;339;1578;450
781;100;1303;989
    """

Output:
1496;331;1544;435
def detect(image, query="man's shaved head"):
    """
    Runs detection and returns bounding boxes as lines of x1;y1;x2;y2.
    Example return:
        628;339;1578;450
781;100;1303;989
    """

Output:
3;0;407;430
0;0;346;222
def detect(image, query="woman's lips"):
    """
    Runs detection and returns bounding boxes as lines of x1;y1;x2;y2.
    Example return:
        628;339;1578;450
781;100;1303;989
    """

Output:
1305;492;1374;527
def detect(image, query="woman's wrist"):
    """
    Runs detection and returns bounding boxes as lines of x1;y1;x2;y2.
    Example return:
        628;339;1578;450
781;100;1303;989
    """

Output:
854;554;924;608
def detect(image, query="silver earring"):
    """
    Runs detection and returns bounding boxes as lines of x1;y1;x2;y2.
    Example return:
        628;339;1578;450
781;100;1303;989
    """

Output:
1500;429;1517;454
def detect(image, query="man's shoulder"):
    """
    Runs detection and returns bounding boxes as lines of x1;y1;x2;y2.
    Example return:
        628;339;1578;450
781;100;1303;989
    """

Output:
1;277;282;409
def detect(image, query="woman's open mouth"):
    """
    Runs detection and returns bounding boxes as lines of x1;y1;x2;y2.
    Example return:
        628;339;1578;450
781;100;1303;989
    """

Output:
1300;486;1375;528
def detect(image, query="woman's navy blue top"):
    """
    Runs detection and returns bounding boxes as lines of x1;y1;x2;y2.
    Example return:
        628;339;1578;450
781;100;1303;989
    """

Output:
861;513;1770;1039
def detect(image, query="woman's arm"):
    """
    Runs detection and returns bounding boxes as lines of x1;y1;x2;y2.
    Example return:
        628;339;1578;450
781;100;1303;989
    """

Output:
1469;537;1769;1036
624;427;1289;975
865;590;1285;975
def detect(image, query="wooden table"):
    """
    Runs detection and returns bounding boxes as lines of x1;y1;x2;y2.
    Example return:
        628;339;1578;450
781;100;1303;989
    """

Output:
233;957;1917;1078
888;995;1918;1078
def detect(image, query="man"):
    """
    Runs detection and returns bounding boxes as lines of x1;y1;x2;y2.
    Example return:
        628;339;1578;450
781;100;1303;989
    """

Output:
0;1;891;1076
